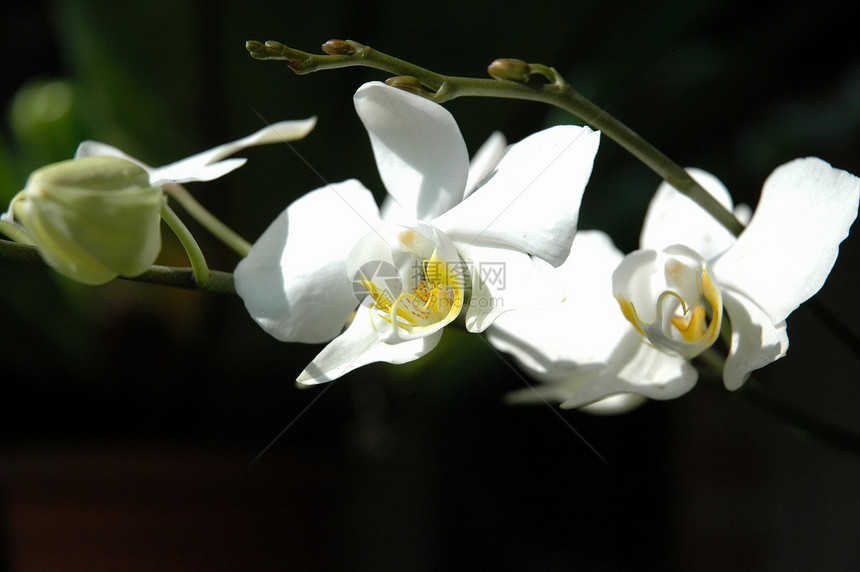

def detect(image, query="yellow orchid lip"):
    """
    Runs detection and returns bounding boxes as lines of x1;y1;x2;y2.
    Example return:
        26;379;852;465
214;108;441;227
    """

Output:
615;249;722;358
351;223;466;339
363;252;463;331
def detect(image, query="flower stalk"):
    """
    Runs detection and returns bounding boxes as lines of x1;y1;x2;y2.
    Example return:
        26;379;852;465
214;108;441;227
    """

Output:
163;183;252;257
160;202;211;288
0;238;236;293
246;39;745;237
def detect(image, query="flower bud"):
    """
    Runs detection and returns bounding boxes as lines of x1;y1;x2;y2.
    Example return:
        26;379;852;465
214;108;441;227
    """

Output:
487;58;532;83
11;156;164;285
384;76;425;96
321;39;354;55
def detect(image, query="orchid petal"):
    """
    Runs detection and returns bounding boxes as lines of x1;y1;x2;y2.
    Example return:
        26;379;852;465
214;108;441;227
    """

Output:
489;230;696;408
296;301;443;385
75;119;317;186
433;126;599;266
713;157;860;324
354;82;469;220
234;179;382;343
578;394;649;415
379;193;408;222
560;331;698;408
721;288;789;390
486;231;628;370
464;131;506;198
456;242;564;333
147;118;317;185
75;140;150;165
640;168;737;259
503;369;601;406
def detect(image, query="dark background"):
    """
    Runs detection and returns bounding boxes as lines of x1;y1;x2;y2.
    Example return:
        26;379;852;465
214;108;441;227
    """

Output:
1;1;859;570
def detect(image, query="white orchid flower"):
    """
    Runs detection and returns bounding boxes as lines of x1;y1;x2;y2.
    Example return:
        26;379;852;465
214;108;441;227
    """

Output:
4;118;316;285
235;81;600;386
614;158;859;393
486;230;697;411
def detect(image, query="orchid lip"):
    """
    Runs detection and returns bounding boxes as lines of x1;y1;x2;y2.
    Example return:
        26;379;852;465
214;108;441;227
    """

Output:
615;247;723;358
348;222;465;342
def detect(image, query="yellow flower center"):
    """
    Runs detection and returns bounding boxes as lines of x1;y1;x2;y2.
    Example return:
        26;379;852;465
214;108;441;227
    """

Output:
616;261;722;357
360;254;462;332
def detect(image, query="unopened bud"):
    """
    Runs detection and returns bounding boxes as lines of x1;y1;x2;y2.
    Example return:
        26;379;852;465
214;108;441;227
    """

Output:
11;156;164;285
384;76;425;96
321;39;354;55
487;59;532;82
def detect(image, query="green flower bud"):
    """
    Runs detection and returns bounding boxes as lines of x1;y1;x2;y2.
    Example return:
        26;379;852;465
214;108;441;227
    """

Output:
11;156;164;285
487;58;532;83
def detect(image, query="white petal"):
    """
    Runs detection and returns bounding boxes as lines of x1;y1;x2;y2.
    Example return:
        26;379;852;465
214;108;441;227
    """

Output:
611;249;661;324
151;159;249;186
77;140;250;186
379;194;408;222
433;126;599;266
561;331;698;408
234;179;382;343
713;157;860;324
504;331;696;408
485;231;627;370
296;302;443;385
721;288;789;390
148;118;317;185
578;394;649;415
640;168;737;259
464;131;507;198
353;82;469;220
75;140;152;167
503;370;601;406
456;242;563;333
488;230;697;408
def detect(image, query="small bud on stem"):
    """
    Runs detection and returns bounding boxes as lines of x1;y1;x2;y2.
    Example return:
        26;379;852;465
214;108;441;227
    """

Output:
385;76;426;96
487;58;532;83
321;39;355;55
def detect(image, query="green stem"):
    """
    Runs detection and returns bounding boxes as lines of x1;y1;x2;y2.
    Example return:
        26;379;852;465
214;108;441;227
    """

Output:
0;239;235;294
160;202;211;287
247;39;745;237
163;183;252;257
132;264;234;294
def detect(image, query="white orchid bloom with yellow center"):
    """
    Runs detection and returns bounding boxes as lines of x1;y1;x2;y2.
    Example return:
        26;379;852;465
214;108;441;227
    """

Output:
235;81;600;385
613;158;859;394
486;230;697;411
